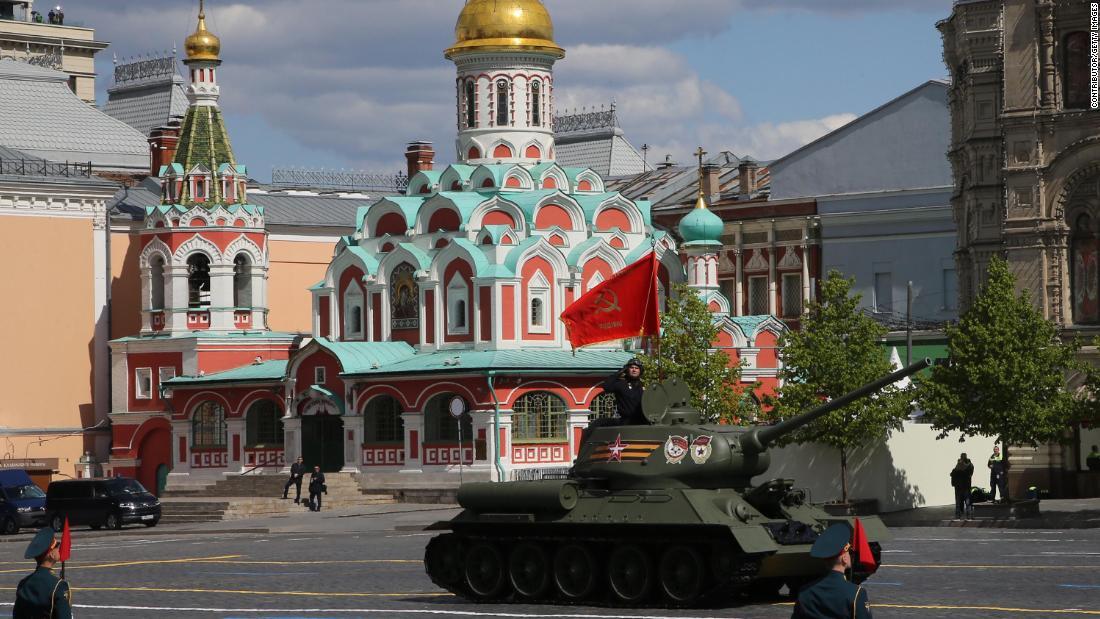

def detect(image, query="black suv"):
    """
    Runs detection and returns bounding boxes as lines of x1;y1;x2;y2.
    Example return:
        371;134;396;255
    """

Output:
46;478;161;530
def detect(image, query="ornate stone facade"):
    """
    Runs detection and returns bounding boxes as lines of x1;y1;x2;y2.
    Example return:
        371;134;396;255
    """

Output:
941;0;1100;329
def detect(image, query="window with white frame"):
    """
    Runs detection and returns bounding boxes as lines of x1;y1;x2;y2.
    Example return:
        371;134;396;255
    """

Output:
446;273;469;335
528;271;551;333
223;176;236;202
749;276;769;315
343;285;364;339
496;79;510;126
134;368;153;399
781;273;802;318
531;80;542;126
158;367;176;399
464;80;477;129
314;366;326;384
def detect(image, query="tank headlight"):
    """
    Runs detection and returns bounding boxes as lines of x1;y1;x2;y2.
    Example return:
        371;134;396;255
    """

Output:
734;503;750;522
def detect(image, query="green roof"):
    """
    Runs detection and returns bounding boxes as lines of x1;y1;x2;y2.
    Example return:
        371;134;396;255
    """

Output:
450;238;494;276
344;246;380;276
172;104;237;205
166;360;288;386
341;349;633;377
313;339;416;374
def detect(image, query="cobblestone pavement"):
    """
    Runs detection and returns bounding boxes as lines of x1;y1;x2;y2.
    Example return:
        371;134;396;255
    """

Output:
1;506;1099;618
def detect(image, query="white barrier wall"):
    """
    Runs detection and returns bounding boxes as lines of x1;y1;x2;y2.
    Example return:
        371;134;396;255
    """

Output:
752;421;997;512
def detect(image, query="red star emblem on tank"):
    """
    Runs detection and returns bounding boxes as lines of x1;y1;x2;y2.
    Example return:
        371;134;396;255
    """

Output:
607;434;630;462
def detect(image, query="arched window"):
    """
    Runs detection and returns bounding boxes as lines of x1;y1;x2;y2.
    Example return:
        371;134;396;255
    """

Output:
187;253;211;308
364;395;404;443
150;255;165;310
496;79;510;126
531;80;541;126
447;272;469;335
589;392;617;422
465;80;476;128
245;399;283;446
1064;32;1090;109
191;401;227;448
425;394;472;442
233;254;252;308
1072;212;1099;324
531;297;544;326
344;283;364;339
512;391;568;441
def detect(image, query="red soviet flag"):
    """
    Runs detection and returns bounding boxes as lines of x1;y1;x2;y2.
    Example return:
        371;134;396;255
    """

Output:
851;518;876;572
59;517;71;562
560;251;660;349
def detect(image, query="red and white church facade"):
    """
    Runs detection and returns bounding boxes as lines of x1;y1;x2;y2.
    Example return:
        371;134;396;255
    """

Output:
106;0;785;493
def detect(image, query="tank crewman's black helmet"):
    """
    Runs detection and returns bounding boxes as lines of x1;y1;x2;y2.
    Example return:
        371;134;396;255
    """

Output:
623;358;644;376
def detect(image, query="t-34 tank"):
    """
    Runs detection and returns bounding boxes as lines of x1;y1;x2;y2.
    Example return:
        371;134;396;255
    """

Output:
424;358;930;607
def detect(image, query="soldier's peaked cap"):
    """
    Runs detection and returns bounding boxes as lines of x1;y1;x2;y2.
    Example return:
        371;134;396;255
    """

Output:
24;527;56;560
810;522;853;559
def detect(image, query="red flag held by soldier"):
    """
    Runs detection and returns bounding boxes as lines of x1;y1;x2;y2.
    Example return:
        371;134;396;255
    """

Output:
560;252;660;349
852;517;877;572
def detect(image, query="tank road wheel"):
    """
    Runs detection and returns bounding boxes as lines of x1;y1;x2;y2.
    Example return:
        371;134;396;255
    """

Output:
424;534;464;587
509;542;551;599
608;543;653;604
464;541;508;599
553;543;599;601
658;544;705;604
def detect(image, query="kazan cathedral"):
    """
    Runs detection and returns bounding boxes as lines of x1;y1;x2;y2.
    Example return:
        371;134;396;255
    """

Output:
106;0;785;493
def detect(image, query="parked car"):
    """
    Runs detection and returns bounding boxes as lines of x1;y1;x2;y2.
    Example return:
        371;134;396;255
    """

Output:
46;477;161;531
0;469;48;534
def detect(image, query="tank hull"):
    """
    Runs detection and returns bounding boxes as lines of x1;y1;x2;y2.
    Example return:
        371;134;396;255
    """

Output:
424;484;887;607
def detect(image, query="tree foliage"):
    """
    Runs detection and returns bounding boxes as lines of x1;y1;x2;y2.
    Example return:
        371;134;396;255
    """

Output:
917;257;1083;447
639;283;746;423
770;271;912;501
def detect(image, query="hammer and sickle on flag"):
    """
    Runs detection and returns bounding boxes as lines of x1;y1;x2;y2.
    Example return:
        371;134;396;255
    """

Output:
560;251;661;349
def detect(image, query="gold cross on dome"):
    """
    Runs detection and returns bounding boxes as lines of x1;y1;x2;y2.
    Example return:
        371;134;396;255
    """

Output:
695;147;707;170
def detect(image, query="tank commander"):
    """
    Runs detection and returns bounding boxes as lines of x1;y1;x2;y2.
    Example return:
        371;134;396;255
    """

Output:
600;358;647;425
791;522;872;619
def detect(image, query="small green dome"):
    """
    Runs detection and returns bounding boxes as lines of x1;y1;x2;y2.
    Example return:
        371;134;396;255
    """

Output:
678;198;723;243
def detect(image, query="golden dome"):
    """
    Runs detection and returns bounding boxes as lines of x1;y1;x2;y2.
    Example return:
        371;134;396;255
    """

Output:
184;0;221;62
445;0;564;59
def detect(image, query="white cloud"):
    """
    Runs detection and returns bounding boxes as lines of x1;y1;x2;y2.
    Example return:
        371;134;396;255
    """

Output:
67;0;868;174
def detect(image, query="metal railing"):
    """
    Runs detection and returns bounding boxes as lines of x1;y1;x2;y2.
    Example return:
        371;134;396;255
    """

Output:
0;158;93;178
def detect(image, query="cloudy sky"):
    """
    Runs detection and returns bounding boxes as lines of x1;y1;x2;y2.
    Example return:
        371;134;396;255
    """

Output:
66;0;955;180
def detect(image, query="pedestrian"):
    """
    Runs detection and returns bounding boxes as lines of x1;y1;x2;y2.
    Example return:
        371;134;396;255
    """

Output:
600;358;647;425
282;456;305;503
12;527;71;619
950;452;974;519
988;445;1008;503
791;522;871;619
1087;445;1100;471
308;465;326;512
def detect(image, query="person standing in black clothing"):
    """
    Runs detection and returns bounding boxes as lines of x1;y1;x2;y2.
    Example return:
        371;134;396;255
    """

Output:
308;466;326;512
988;445;1008;502
950;453;974;519
282;456;305;503
600;358;647;425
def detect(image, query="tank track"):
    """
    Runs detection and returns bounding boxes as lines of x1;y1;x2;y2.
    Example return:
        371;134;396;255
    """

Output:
424;529;770;608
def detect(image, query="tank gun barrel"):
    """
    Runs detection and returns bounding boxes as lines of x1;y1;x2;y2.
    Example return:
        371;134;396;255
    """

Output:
739;358;931;455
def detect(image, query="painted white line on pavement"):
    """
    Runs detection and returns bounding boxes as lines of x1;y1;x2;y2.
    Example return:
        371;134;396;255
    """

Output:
0;603;747;618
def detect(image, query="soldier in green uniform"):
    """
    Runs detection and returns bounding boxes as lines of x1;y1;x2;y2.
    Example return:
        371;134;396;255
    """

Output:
791;522;871;619
12;527;72;619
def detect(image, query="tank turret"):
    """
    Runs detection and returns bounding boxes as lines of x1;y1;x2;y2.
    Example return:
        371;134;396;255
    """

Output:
424;359;930;607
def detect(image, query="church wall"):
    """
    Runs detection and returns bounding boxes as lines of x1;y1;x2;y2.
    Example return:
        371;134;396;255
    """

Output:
266;237;336;334
110;228;143;339
0;215;96;475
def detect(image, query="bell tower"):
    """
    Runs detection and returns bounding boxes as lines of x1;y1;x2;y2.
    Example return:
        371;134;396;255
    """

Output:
446;0;564;165
137;0;269;335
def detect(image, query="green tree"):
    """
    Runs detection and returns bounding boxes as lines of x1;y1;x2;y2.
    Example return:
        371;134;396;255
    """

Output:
771;271;912;502
639;283;746;423
917;257;1084;498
